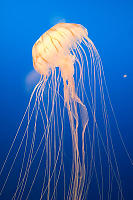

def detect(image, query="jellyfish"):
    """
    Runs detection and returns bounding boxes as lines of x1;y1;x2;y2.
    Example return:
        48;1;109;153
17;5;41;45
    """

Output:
0;23;132;200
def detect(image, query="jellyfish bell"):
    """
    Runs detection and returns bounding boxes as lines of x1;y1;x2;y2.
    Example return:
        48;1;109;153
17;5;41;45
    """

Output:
32;23;89;107
32;23;87;76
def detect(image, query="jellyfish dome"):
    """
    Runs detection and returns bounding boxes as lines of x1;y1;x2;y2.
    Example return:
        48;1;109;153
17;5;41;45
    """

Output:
32;23;87;75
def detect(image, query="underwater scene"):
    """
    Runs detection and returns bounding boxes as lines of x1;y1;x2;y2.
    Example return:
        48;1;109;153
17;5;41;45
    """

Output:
0;0;133;199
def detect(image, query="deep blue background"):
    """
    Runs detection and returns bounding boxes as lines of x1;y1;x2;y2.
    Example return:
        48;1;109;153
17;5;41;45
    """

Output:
0;0;133;199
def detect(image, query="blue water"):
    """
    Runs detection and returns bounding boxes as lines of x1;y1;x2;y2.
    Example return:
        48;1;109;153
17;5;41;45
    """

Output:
0;0;133;199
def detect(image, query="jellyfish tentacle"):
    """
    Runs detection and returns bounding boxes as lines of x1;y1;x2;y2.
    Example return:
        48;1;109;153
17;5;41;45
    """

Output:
39;71;64;200
17;84;43;200
0;78;43;196
13;80;44;199
12;81;43;200
0;78;42;179
82;37;125;199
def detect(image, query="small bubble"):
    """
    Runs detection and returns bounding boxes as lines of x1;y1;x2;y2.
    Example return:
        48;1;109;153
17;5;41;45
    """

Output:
123;74;127;78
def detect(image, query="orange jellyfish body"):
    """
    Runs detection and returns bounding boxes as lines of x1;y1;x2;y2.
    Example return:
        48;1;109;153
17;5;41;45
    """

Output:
0;23;127;200
32;23;87;75
32;23;90;199
32;23;89;105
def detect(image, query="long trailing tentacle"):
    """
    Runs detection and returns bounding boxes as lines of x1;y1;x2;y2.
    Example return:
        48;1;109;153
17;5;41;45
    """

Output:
82;36;126;199
0;76;43;196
